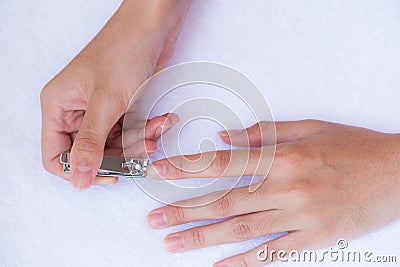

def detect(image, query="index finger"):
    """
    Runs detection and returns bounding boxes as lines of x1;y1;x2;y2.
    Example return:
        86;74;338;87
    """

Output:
147;147;274;180
41;106;73;179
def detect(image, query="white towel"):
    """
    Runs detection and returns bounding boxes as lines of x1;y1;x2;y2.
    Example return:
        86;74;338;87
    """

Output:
0;0;399;266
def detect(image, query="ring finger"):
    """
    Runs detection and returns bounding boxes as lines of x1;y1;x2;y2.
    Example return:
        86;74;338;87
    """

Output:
163;210;297;252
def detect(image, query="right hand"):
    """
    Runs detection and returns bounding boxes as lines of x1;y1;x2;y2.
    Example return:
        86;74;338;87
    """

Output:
40;0;190;191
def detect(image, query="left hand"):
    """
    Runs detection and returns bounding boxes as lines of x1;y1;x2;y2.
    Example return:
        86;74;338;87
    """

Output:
146;120;400;266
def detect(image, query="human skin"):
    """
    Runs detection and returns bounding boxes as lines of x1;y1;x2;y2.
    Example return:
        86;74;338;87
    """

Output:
40;0;191;191
40;1;400;266
147;120;400;266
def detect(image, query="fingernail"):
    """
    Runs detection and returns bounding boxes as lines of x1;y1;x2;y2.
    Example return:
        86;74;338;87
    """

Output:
218;130;228;137
148;212;167;228
164;113;180;124
224;130;244;136
73;165;93;191
73;185;88;192
77;165;91;172
95;176;118;185
169;116;179;124
164;234;185;252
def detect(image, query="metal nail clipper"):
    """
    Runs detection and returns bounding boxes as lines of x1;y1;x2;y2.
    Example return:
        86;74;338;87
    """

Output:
60;152;149;178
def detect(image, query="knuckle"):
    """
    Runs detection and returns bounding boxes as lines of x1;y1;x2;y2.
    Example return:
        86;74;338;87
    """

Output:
75;138;99;154
190;228;205;248
211;150;231;176
259;216;278;233
285;181;315;206
210;195;231;218
275;144;312;170
74;132;101;154
168;206;185;224
164;156;183;178
303;119;332;131
231;218;252;240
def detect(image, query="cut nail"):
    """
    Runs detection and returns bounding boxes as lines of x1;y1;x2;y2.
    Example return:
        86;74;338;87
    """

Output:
225;130;244;136
166;113;180;124
73;185;88;192
218;130;228;137
148;212;167;228
164;234;184;252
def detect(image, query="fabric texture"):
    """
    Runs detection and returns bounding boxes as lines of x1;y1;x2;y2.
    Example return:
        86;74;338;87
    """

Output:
0;0;399;266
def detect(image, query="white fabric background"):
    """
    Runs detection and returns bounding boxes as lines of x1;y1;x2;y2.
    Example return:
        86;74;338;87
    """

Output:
1;0;399;266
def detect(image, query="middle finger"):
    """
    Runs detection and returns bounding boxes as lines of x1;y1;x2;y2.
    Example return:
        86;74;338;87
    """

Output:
163;210;296;252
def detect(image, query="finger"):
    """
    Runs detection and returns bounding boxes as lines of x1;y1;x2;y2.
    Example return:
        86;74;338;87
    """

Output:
147;186;279;229
213;231;309;267
105;122;122;148
161;112;179;123
219;119;332;147
70;92;125;191
41;127;72;177
119;114;178;148
147;147;273;180
144;114;177;140
94;176;118;185
163;210;295;252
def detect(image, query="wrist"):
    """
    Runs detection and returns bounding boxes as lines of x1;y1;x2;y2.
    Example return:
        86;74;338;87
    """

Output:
73;0;191;101
115;0;191;44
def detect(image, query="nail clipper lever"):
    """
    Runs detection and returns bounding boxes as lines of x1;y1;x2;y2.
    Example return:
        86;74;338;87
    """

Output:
60;152;148;178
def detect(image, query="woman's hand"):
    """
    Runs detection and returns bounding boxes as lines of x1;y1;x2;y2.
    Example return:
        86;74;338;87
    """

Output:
146;120;400;266
40;0;190;191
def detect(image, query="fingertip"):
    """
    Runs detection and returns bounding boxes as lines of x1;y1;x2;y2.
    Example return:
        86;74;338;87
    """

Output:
146;113;179;140
217;130;228;137
95;176;119;185
145;116;170;139
144;140;157;151
218;130;232;144
163;113;180;124
218;129;246;146
71;165;96;191
146;162;165;180
73;185;89;192
213;260;232;267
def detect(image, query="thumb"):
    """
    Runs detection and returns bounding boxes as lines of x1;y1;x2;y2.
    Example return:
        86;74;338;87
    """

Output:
70;92;125;191
219;119;332;147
